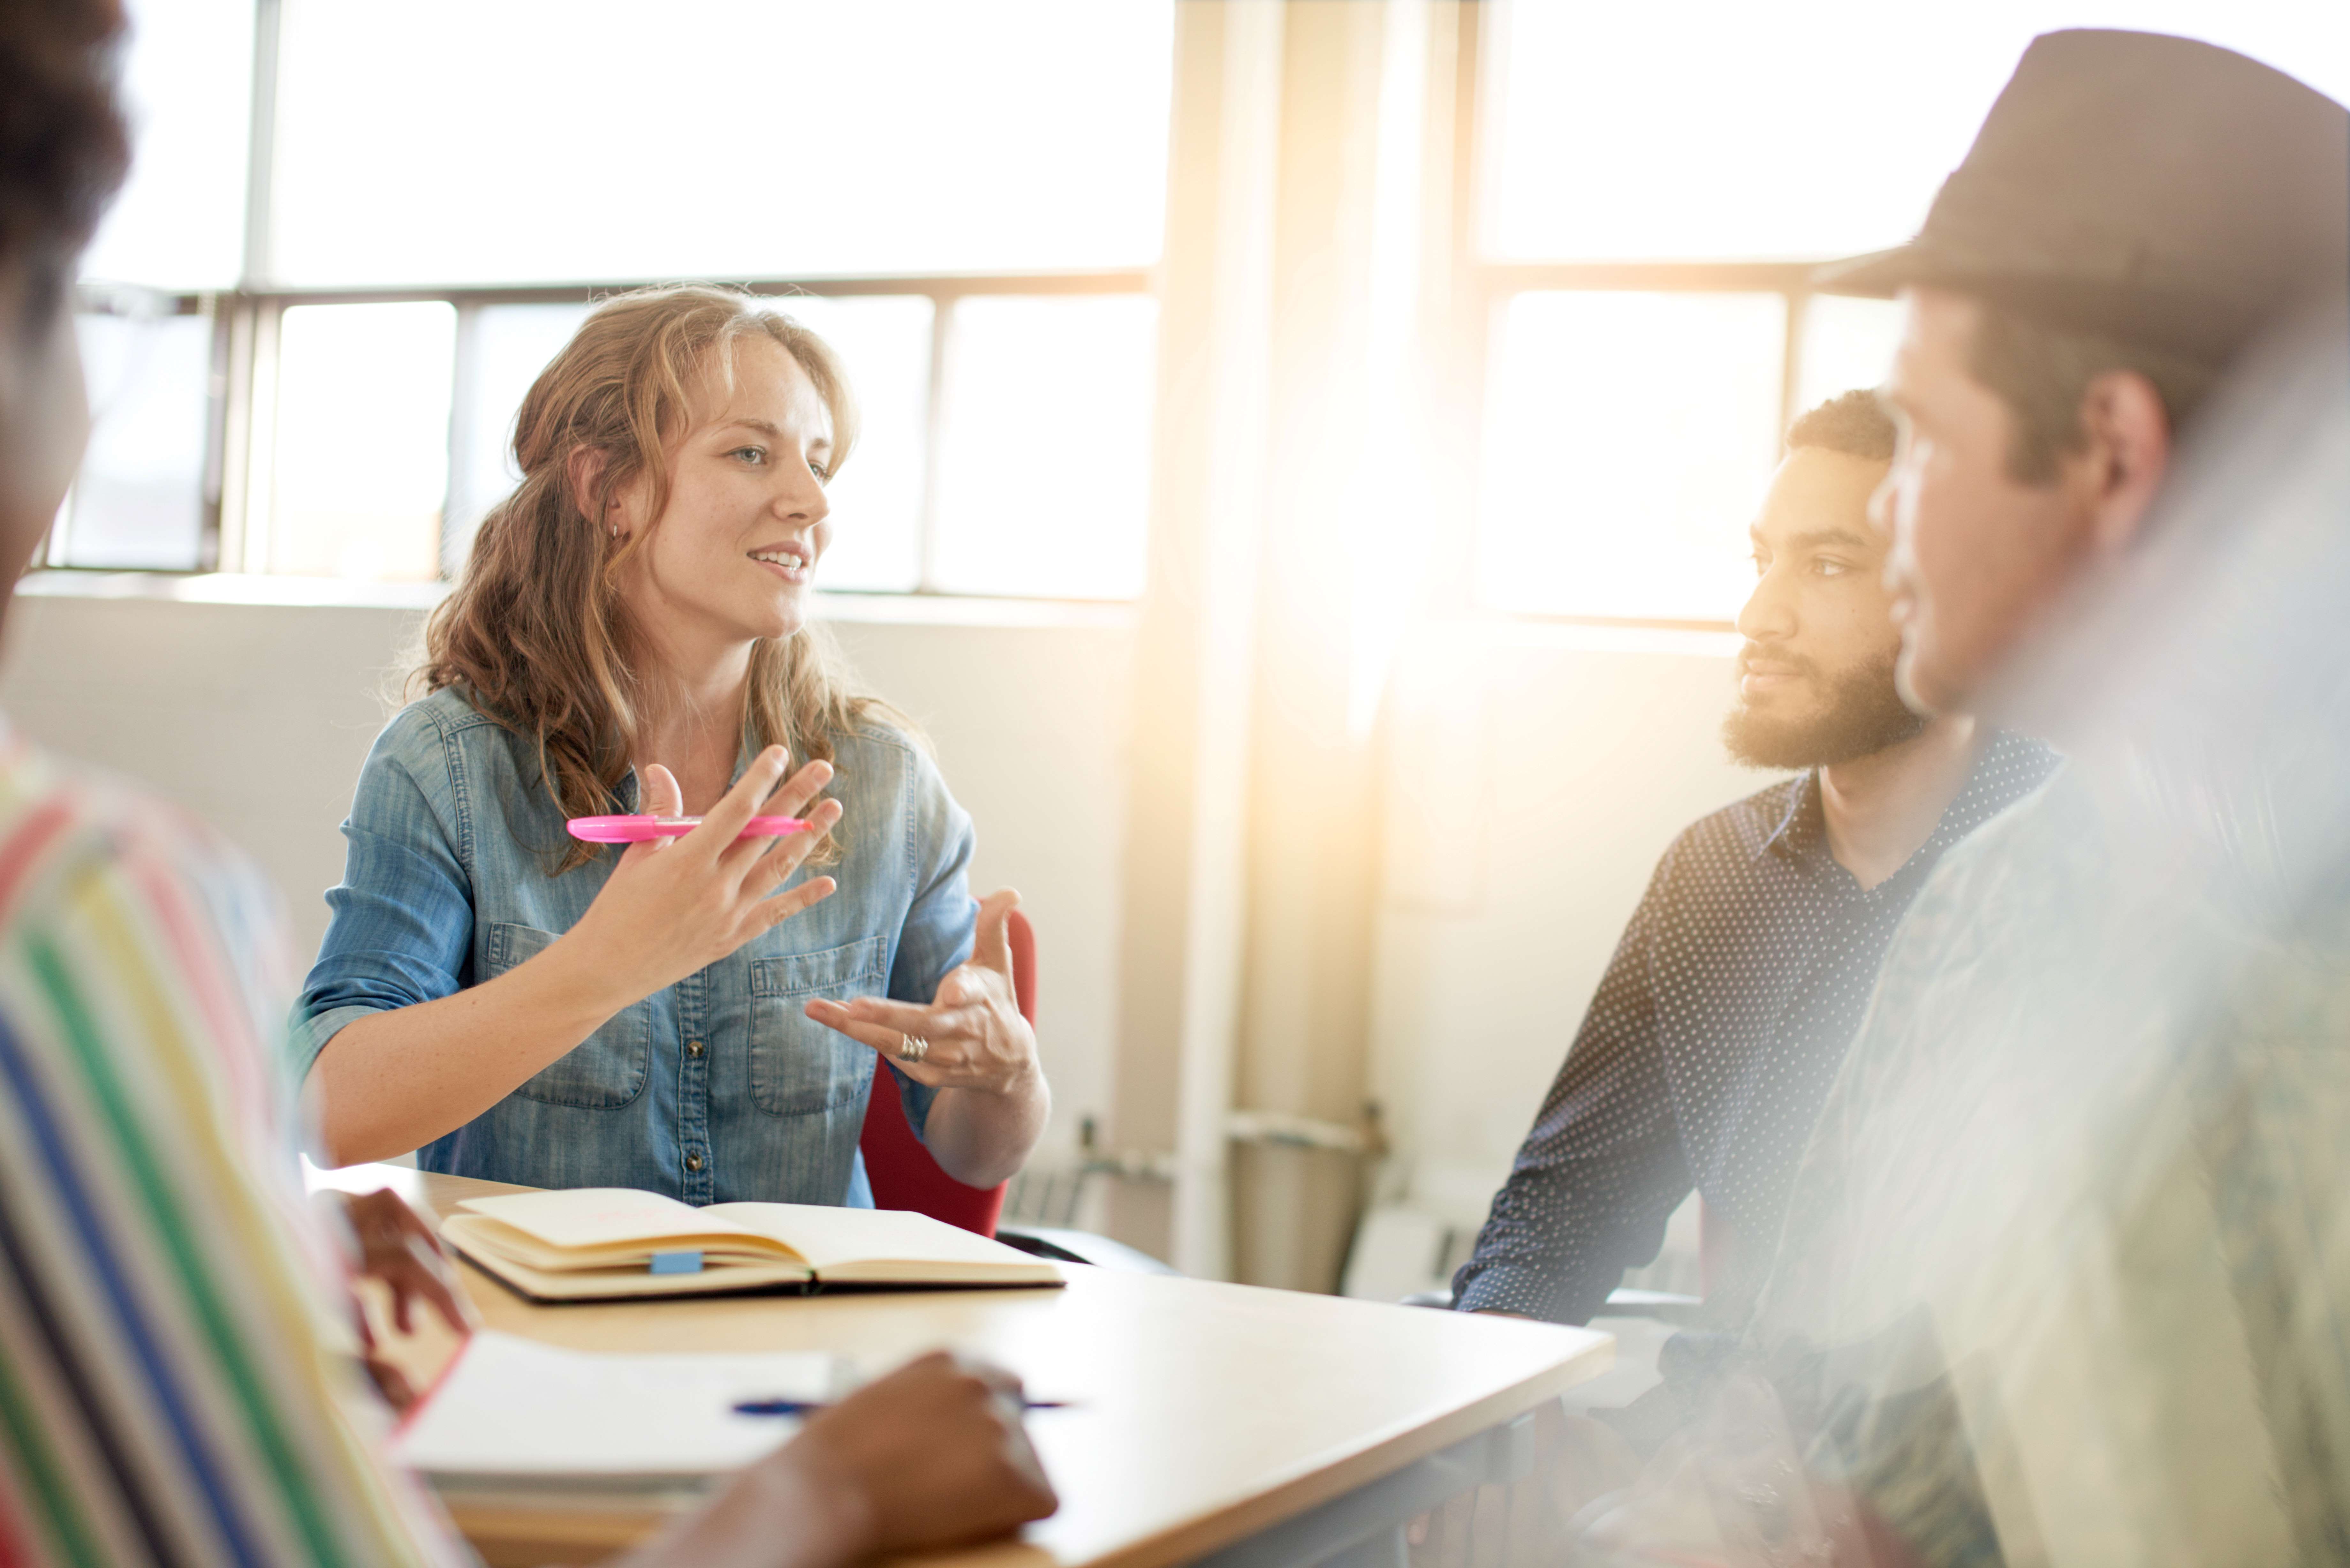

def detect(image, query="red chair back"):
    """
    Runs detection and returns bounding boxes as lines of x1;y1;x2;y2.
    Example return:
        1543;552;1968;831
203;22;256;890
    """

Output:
856;908;1035;1236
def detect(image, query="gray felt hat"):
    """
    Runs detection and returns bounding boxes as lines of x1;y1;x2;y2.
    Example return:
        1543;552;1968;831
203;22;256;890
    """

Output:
1817;30;2349;363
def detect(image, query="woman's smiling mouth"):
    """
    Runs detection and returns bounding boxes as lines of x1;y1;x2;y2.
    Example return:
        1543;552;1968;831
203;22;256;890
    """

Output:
749;547;810;583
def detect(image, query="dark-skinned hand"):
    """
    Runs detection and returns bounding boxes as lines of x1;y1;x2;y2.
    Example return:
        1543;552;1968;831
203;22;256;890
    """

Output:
330;1188;473;1410
618;1351;1058;1568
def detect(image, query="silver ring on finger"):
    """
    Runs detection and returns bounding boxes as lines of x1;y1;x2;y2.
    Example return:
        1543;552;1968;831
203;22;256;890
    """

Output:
897;1033;930;1063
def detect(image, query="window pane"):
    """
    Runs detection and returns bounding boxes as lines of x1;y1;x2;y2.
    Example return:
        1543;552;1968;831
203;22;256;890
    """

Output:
777;296;933;595
1797;296;1907;415
269;0;1174;287
81;0;251;290
446;303;594;572
61;312;213;569
1475;292;1785;622
271;302;456;581
1484;0;2350;262
931;296;1157;600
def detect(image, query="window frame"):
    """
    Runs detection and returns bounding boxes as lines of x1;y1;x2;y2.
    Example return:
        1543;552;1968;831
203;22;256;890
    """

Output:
67;1;1882;623
57;0;1169;601
60;268;1154;597
1442;2;1880;634
51;285;231;572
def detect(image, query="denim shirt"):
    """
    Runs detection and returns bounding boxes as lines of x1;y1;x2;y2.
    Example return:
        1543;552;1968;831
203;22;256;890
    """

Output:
293;687;971;1207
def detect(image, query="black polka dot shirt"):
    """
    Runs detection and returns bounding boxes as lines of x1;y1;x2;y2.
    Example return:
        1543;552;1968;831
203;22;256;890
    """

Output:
1451;731;2058;1324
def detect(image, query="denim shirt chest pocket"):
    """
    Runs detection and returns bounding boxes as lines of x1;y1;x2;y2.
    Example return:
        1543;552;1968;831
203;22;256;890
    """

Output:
487;922;651;1108
748;935;891;1118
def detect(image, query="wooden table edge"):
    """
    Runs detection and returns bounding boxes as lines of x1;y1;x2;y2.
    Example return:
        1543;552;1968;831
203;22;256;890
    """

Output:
1062;1329;1612;1568
444;1501;683;1568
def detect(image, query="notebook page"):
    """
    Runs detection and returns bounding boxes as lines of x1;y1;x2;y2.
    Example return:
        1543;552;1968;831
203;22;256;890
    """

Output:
457;1187;768;1253
705;1202;1042;1271
393;1331;836;1477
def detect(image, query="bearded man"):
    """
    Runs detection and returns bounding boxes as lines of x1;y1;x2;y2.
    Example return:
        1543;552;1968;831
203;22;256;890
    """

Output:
1568;31;2349;1568
1451;391;2054;1327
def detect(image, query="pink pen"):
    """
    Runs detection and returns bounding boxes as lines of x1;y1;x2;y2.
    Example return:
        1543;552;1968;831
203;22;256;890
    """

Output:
566;815;812;844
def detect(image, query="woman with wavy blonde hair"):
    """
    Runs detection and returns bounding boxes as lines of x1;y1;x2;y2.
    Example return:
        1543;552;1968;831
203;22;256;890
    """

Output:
295;284;1047;1207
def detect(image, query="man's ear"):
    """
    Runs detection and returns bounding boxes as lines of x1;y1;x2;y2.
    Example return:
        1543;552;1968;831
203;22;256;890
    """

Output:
2074;370;2172;554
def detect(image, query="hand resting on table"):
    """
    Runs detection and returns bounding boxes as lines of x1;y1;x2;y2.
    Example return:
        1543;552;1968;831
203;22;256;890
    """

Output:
618;1350;1060;1568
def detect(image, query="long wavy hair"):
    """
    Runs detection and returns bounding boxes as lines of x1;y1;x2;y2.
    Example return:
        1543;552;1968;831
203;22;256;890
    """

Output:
416;284;890;871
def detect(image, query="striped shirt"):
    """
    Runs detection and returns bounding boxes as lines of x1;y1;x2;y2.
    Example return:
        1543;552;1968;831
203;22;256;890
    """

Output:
0;732;461;1566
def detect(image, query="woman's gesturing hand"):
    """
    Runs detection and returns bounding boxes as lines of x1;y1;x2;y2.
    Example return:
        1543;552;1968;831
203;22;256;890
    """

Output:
561;745;842;1013
803;889;1040;1097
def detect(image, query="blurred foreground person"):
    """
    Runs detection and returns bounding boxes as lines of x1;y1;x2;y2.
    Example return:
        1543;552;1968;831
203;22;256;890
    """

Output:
1570;31;2350;1568
1452;393;2051;1325
0;5;1052;1565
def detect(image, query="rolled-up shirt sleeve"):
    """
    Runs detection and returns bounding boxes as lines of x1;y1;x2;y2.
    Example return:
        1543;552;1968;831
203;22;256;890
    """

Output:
290;709;475;1078
876;730;979;1144
1451;852;1694;1324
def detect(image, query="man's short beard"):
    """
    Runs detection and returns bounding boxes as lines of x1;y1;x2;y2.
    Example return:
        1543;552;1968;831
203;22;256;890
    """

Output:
1722;652;1927;770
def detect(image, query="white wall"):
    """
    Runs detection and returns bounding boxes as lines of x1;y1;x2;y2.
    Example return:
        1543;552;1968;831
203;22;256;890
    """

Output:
823;607;1135;1152
0;589;423;953
1369;621;1767;1231
0;583;1135;1159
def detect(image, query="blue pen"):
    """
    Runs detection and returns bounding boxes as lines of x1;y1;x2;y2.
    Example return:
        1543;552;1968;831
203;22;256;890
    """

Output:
732;1397;1073;1417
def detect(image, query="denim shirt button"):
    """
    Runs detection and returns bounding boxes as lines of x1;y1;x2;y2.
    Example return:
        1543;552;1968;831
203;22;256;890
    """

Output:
687;1040;706;1058
685;1150;704;1172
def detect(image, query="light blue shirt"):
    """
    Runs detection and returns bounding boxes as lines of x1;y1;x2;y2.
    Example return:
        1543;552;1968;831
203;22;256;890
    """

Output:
293;687;972;1207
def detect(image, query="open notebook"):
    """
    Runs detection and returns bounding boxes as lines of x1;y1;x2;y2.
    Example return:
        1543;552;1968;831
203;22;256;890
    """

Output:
441;1187;1064;1301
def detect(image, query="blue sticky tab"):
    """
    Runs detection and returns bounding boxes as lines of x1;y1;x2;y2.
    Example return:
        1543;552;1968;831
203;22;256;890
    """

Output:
649;1250;705;1275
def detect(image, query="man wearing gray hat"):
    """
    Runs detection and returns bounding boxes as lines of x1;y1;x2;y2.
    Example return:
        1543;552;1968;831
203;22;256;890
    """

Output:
1566;30;2350;1568
1819;28;2345;723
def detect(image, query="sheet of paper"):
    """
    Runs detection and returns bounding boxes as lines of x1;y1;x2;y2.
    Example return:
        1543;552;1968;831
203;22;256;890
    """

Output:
392;1330;837;1478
